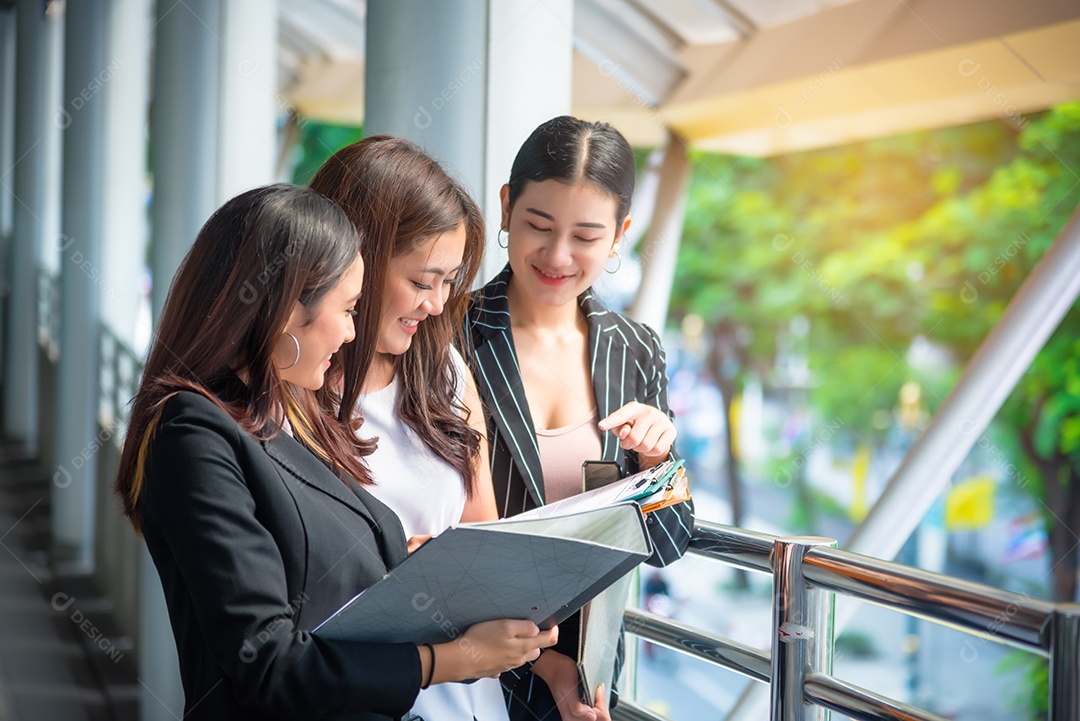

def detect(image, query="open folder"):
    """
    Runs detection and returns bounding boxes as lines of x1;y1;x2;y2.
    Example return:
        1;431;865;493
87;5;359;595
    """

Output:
313;503;653;644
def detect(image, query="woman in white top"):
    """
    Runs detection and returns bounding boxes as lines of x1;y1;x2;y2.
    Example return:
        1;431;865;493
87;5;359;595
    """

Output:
310;136;507;721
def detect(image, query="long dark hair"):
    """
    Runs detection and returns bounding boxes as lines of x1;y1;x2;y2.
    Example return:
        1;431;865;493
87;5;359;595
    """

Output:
507;115;636;224
309;136;485;496
115;184;372;531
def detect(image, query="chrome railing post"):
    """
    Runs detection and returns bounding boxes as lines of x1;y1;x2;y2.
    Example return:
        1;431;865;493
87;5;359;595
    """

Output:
1050;603;1080;721
771;537;836;721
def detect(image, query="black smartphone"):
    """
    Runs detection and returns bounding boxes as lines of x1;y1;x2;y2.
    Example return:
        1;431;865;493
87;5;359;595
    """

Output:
581;460;623;492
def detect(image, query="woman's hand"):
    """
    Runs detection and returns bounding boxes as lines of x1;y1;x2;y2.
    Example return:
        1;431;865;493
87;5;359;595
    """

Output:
406;534;433;554
531;650;611;721
429;620;558;683
598;401;676;467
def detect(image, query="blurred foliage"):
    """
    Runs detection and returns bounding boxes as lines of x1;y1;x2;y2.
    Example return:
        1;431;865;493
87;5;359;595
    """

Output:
289;119;364;186
670;103;1080;604
997;651;1048;720
834;629;877;660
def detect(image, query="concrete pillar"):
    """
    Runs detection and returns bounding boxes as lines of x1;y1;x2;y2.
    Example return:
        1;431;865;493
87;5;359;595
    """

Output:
218;0;277;202
364;0;573;285
40;5;63;280
5;0;48;451
0;10;15;377
627;130;691;331
101;0;151;351
0;10;13;244
481;0;573;282
52;0;107;569
365;0;487;195
149;0;220;319
141;3;222;718
138;544;183;721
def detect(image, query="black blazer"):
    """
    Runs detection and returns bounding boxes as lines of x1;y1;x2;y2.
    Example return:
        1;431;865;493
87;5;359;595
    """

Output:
465;266;694;715
139;390;422;721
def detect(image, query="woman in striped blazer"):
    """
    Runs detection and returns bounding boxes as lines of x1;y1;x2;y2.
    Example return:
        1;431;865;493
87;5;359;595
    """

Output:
465;116;695;721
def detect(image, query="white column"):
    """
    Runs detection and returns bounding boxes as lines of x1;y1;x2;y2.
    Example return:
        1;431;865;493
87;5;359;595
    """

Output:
217;0;277;202
365;0;487;194
138;544;183;721
0;10;15;376
626;131;691;331
141;4;221;719
101;0;151;351
149;0;220;319
5;0;48;451
365;0;573;285
52;0;107;569
481;0;573;282
39;6;63;282
0;10;13;243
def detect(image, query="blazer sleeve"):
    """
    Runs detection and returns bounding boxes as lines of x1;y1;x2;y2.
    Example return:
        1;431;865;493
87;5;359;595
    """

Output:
140;397;421;719
637;324;695;568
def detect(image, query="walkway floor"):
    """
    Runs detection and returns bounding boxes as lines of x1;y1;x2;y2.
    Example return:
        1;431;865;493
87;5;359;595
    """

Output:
0;440;137;721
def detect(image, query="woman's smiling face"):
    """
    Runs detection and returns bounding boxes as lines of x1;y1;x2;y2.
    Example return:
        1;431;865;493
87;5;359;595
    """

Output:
375;222;466;356
502;179;629;307
277;253;364;390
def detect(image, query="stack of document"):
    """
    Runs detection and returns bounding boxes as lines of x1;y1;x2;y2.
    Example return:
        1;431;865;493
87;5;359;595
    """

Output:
526;459;689;521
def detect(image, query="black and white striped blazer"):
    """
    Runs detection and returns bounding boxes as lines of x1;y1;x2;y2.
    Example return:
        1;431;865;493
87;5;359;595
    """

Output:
465;265;694;566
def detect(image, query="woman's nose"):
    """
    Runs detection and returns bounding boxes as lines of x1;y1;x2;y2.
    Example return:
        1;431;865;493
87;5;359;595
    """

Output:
544;236;573;266
424;288;447;316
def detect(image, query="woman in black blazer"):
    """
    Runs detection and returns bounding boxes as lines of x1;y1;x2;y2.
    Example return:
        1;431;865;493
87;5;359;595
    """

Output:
115;185;555;721
465;117;694;721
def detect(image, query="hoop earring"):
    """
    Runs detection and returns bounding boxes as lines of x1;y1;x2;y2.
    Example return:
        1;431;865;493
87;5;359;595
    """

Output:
497;228;509;249
277;332;301;370
605;251;622;275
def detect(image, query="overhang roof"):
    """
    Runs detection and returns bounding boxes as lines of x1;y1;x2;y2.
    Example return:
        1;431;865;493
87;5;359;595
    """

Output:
282;0;1080;155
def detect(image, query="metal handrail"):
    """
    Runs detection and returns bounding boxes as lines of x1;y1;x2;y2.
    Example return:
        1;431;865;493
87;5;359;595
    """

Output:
803;546;1054;654
618;521;1079;721
36;267;60;360
97;322;143;442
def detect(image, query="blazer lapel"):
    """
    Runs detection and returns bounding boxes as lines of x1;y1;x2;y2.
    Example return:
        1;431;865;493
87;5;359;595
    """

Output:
582;290;623;465
471;267;547;506
264;433;376;527
349;484;409;567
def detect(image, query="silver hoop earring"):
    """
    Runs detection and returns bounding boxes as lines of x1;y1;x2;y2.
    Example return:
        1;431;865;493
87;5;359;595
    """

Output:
605;251;622;275
278;332;301;370
497;228;509;249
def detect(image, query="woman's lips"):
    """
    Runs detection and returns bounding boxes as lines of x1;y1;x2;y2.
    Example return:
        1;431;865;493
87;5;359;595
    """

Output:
533;265;573;286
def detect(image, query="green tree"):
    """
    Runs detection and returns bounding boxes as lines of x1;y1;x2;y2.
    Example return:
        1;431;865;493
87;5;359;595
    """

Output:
916;103;1080;602
671;104;1080;604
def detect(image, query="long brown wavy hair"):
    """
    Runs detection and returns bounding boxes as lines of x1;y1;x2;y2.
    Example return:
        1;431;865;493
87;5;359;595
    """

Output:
309;136;485;496
115;184;373;532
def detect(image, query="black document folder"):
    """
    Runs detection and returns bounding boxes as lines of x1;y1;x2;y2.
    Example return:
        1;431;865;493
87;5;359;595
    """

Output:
313;503;652;644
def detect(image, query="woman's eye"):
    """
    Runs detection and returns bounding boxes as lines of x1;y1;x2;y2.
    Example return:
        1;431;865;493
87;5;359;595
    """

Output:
528;223;551;233
346;308;358;317
444;276;460;287
576;237;602;244
412;281;433;291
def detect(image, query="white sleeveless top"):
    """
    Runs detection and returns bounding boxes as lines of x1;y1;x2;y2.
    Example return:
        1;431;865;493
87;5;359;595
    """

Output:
357;346;509;721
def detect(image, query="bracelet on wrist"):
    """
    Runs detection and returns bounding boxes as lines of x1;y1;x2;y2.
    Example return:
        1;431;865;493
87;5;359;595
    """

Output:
421;643;436;689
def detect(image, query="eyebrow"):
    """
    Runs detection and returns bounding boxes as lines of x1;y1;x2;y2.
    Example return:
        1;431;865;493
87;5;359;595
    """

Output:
525;207;607;230
419;263;464;275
